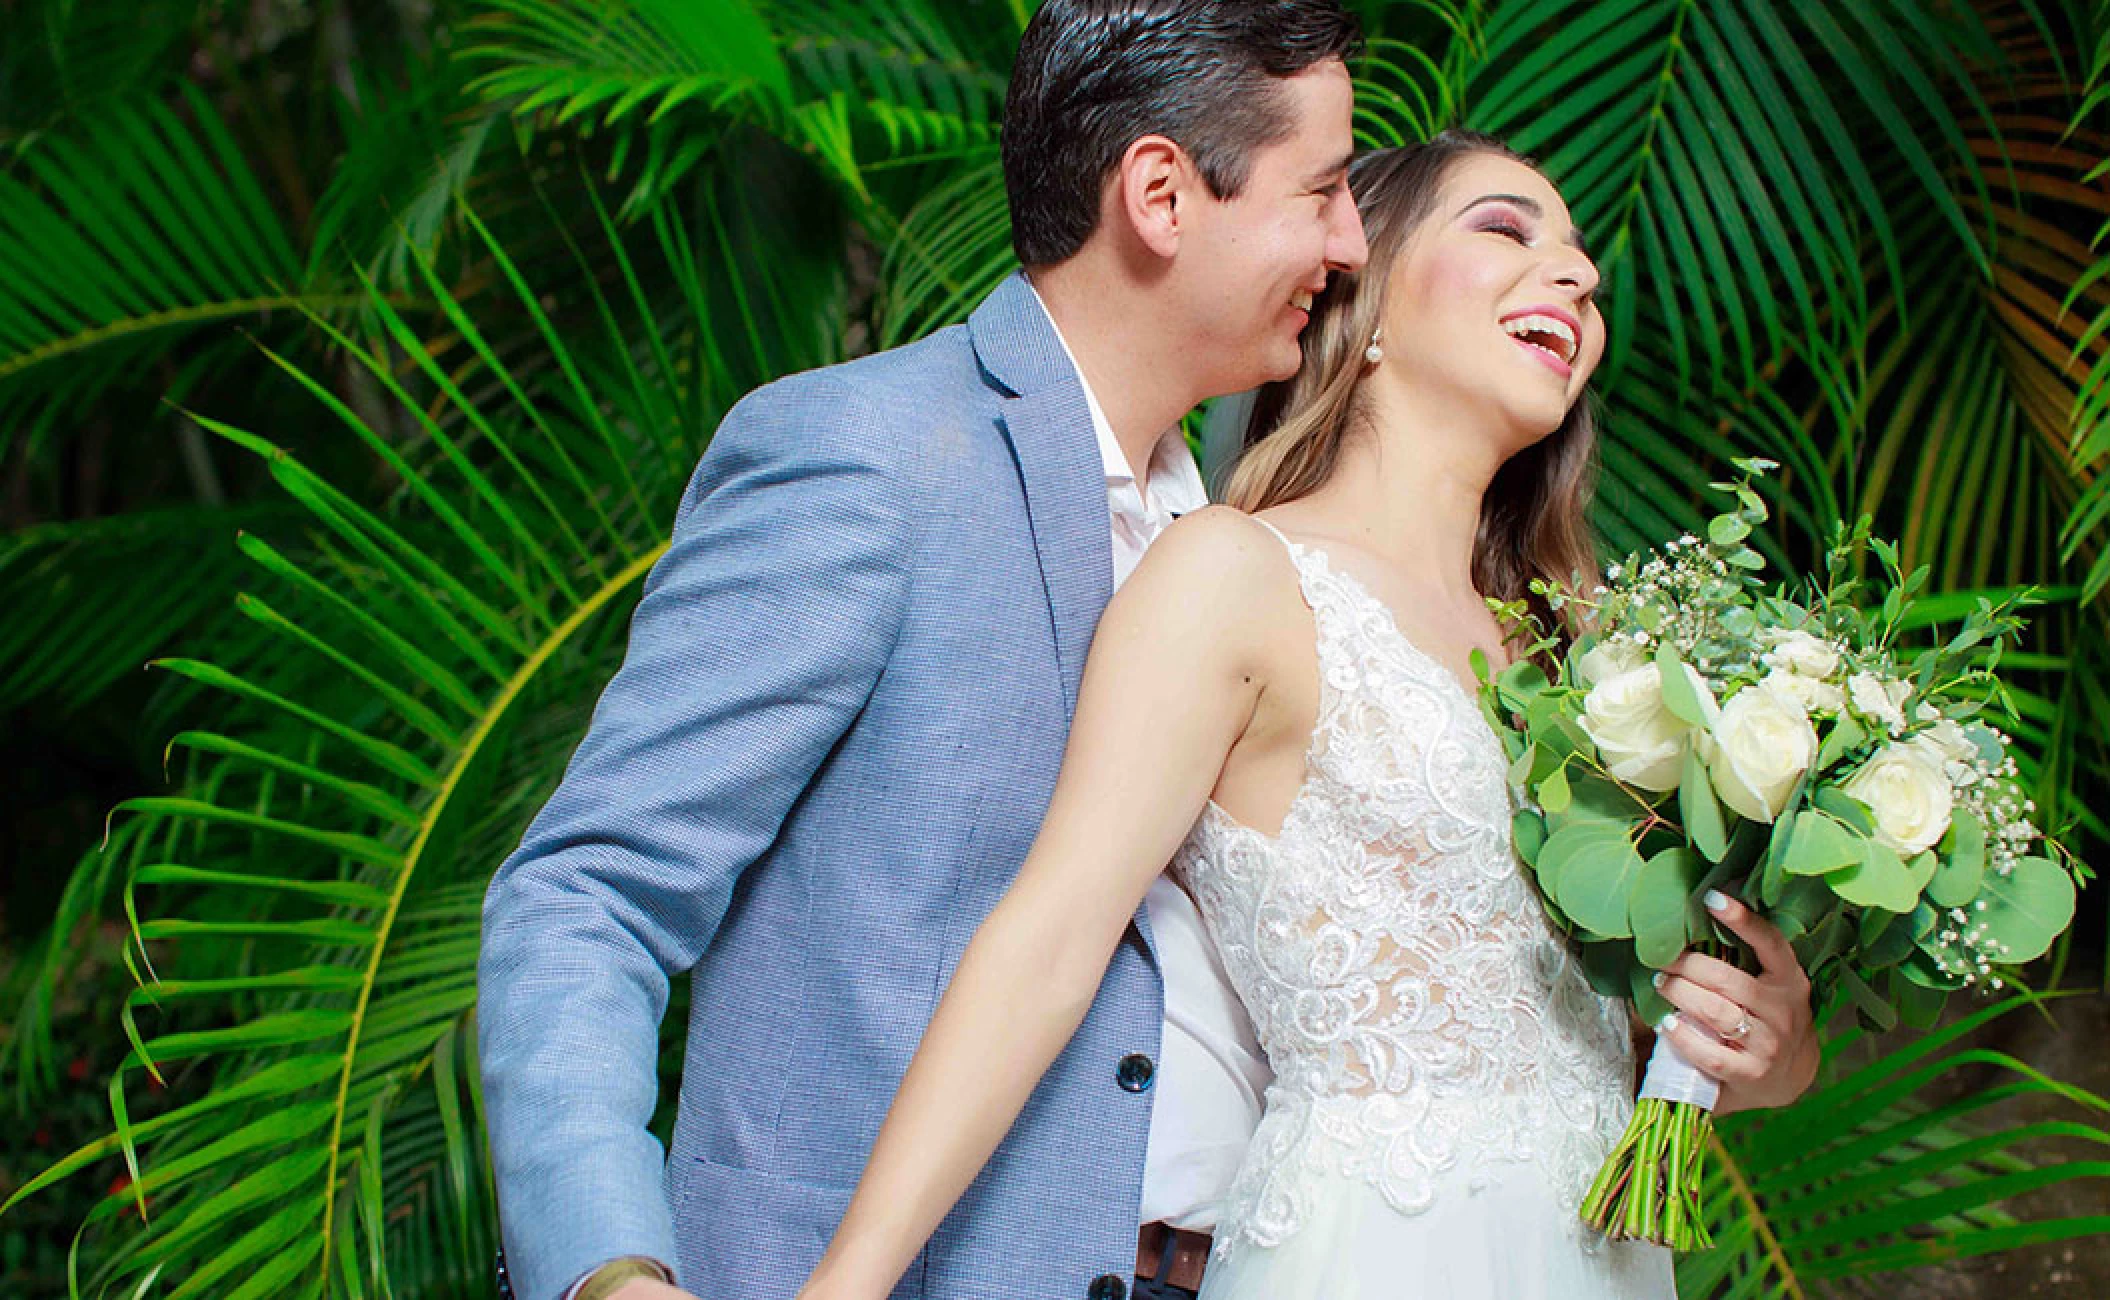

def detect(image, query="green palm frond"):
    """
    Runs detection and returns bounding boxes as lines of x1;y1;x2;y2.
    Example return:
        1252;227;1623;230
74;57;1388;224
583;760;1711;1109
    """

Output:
460;0;803;212
0;170;845;1294
0;0;197;143
0;504;296;713
0;87;335;459
1682;996;2110;1296
759;0;1010;158
461;0;1003;215
874;151;1009;349
8;4;2108;1293
462;0;792;129
304;52;493;291
1466;0;2004;398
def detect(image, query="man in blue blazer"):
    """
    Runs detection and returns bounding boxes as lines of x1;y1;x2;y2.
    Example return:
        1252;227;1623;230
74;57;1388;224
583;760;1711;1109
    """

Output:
477;4;1370;1297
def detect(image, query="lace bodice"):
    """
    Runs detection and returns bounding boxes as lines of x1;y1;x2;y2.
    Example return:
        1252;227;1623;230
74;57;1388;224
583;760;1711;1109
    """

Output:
1171;525;1636;1263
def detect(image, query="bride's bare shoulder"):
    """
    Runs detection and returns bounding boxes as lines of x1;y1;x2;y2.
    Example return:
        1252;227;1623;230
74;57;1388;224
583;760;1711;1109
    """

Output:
1107;506;1309;664
1137;504;1302;594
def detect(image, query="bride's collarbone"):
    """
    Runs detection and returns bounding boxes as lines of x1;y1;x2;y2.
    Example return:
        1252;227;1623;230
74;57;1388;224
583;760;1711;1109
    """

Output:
1284;536;1511;688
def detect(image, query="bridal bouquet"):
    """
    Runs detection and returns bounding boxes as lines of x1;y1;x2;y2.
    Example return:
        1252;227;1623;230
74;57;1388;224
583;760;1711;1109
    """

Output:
1475;460;2083;1251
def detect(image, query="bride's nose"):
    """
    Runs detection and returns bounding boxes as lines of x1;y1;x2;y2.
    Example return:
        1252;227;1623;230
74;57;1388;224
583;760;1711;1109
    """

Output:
1546;247;1600;299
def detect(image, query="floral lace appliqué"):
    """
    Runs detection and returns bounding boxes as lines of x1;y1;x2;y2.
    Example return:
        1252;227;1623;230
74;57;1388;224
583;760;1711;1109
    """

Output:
1172;534;1637;1266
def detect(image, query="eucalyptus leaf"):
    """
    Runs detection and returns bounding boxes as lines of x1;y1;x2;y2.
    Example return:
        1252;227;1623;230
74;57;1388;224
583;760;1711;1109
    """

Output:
1655;643;1711;727
1630;846;1707;968
1542;821;1646;939
1770;875;1838;941
1837;965;1898;1032
1972;856;2079;964
1816;713;1867;771
1812;784;1876;835
1783;810;1862;877
1513;808;1547;867
1859;903;1920;969
1888;969;1948;1029
1928;812;1987;907
1709;513;1752;545
1578;939;1637;1002
1631;962;1673;1026
1509;741;1539;789
1898;948;1969;992
1828;840;1921;913
1496;659;1552;713
1538;762;1573;814
1678;746;1729;862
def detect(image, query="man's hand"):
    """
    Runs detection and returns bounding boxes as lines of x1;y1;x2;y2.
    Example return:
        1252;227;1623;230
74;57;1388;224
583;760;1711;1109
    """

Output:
1651;890;1820;1115
610;1280;699;1300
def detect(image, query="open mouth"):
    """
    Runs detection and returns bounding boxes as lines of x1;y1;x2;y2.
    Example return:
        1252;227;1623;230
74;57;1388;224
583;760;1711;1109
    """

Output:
1501;312;1578;367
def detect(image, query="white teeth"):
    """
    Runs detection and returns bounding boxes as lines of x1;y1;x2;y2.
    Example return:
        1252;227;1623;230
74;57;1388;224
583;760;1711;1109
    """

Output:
1502;313;1577;363
1291;290;1314;311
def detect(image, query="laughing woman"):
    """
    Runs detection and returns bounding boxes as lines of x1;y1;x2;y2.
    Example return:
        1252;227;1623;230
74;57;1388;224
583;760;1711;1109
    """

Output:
800;132;1819;1299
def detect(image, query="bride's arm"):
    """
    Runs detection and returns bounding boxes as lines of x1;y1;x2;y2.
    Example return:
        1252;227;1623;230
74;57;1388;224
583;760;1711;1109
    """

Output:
798;509;1281;1299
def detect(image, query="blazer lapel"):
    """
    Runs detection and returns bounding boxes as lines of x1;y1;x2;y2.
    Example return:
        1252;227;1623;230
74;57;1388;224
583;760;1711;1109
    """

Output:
968;273;1112;720
967;272;1161;968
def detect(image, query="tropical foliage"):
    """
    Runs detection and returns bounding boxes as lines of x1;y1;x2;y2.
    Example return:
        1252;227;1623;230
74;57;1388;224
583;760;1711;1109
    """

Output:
3;0;2109;1295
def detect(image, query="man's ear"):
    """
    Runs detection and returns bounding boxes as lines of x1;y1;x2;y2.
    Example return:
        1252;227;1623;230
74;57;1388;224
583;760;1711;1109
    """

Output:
1114;134;1190;259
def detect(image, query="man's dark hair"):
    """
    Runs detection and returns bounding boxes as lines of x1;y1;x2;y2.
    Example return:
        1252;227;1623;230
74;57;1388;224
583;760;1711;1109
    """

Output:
1002;1;1361;267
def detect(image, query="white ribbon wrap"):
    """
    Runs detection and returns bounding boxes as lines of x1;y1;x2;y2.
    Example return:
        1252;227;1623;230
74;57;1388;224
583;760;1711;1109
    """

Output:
1637;1034;1721;1111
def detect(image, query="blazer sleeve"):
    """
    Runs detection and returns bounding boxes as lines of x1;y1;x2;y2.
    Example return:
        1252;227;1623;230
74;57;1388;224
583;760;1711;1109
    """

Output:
476;373;914;1300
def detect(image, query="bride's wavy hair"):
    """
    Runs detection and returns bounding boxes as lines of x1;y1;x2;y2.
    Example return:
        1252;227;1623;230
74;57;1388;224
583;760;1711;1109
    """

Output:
1224;130;1601;640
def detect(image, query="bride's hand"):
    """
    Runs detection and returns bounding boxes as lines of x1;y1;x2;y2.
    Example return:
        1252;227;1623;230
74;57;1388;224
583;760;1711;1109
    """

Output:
1650;890;1820;1115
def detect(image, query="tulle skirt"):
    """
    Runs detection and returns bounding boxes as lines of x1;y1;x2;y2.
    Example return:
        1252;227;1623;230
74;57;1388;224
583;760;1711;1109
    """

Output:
1197;1160;1677;1299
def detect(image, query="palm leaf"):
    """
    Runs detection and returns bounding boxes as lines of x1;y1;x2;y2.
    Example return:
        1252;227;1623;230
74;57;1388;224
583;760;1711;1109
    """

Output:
1683;995;2110;1295
758;0;1009;159
0;0;197;143
0;504;297;713
0;87;342;460
1;162;845;1293
1466;0;2004;399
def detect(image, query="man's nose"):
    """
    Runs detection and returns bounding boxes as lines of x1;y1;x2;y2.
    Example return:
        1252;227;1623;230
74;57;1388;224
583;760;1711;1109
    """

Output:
1328;200;1370;274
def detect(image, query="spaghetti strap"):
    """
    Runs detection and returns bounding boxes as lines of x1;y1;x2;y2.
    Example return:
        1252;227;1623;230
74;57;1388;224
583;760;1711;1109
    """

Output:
1247;513;1299;554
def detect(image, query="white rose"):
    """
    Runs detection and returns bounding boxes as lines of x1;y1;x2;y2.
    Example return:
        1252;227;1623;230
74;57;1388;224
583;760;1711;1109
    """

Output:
1762;628;1840;681
1761;665;1845;717
1576;638;1646;687
1702;681;1818;824
1579;663;1692;792
1906;719;1981;790
1841;743;1955;856
1847;671;1911;735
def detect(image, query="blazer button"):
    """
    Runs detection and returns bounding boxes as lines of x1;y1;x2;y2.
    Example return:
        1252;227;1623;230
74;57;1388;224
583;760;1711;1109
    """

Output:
1116;1052;1155;1092
1088;1274;1128;1300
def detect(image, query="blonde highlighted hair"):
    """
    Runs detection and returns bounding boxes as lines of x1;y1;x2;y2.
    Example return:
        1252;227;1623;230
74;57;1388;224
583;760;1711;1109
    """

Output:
1224;131;1602;639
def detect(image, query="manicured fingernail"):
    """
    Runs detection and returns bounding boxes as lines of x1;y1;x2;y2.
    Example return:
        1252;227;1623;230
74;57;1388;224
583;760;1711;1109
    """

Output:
1651;971;1667;989
1704;889;1732;914
1656;1013;1680;1035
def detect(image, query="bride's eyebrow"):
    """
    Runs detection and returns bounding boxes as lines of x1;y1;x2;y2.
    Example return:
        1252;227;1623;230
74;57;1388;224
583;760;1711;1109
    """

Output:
1456;193;1589;253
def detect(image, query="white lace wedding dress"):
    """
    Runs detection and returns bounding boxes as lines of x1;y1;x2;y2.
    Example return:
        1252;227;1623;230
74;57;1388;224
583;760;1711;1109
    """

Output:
1173;523;1676;1298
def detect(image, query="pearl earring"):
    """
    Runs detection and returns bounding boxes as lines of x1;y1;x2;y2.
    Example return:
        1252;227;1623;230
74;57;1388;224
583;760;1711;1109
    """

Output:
1364;326;1385;366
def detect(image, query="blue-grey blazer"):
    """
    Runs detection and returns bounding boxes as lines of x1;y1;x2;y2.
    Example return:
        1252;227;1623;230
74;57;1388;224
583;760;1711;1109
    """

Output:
478;272;1164;1300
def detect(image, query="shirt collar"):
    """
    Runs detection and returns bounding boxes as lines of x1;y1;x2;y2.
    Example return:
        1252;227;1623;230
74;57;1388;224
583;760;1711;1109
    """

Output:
1024;278;1206;510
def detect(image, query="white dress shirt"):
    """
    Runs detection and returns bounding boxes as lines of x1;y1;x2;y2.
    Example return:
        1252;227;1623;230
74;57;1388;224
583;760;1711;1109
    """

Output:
1029;286;1273;1233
